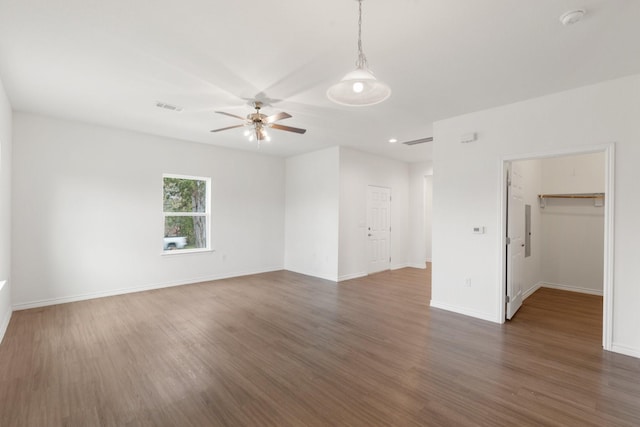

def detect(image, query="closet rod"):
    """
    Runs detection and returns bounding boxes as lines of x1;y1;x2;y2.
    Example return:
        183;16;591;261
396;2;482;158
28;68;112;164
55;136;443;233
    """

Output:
538;193;604;199
538;193;605;208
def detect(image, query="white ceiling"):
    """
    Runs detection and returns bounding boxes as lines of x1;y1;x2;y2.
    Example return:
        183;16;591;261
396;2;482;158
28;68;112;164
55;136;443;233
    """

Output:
1;0;639;163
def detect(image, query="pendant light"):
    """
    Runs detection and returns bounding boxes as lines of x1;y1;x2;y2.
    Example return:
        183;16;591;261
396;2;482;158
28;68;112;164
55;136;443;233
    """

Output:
327;0;391;107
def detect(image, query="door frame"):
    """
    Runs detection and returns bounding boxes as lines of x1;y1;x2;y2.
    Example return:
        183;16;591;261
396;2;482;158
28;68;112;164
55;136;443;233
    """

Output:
498;143;614;351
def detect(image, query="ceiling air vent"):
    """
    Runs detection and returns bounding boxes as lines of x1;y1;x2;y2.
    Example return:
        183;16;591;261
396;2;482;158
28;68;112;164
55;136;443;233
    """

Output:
402;137;433;146
155;101;183;112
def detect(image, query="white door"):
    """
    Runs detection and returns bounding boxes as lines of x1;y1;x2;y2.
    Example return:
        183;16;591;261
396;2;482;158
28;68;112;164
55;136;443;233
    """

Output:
506;162;525;319
367;186;391;274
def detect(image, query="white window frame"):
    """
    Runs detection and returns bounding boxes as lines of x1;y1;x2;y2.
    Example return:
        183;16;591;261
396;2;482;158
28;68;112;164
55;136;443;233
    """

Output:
162;173;212;255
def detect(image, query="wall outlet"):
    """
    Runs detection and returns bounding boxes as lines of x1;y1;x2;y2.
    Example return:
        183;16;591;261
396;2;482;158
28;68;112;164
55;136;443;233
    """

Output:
464;278;471;288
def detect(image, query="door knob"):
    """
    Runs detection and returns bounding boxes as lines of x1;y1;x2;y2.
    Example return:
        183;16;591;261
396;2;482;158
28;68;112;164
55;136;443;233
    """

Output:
368;233;372;237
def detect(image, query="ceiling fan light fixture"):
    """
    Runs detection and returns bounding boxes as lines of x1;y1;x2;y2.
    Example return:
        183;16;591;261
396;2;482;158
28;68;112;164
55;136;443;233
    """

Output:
327;0;390;107
211;101;306;145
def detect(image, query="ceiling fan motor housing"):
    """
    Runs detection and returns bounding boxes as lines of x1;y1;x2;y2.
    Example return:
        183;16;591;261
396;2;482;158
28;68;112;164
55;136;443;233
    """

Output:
249;113;268;125
211;100;306;137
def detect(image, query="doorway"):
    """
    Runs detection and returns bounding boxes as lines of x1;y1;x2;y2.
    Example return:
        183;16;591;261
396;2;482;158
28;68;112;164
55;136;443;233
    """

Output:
501;144;614;350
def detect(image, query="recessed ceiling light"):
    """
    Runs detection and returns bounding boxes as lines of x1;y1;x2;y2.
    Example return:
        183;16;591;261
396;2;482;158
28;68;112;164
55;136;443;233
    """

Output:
388;138;398;144
560;9;586;26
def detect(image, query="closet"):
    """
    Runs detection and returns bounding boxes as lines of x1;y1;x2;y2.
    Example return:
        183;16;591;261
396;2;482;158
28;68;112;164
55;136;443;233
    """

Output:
514;152;606;304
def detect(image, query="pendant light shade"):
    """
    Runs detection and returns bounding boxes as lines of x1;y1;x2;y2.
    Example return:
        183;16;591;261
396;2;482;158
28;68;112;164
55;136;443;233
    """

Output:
327;0;391;107
327;67;391;107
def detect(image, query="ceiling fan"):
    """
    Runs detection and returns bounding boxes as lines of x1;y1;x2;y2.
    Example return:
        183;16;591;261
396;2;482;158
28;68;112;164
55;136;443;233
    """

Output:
210;101;307;142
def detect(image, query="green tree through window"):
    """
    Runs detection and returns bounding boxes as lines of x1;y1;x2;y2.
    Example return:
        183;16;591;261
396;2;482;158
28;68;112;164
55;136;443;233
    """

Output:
163;175;210;252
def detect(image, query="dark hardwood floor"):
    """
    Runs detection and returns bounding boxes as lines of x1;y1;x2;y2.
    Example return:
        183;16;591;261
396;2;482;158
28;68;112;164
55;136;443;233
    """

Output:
1;266;639;426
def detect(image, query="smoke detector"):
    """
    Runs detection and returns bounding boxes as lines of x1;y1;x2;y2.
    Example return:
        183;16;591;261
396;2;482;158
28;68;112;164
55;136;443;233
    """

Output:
560;9;586;26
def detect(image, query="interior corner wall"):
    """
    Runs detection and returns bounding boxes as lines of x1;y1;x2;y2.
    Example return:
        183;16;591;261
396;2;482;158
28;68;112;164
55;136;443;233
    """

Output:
284;147;340;281
424;176;433;263
432;73;640;358
11;113;285;308
0;76;12;342
338;147;410;280
409;161;433;268
539;153;605;294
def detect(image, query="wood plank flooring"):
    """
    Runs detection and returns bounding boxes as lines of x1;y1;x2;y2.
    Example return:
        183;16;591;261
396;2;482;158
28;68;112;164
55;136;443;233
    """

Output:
1;266;639;426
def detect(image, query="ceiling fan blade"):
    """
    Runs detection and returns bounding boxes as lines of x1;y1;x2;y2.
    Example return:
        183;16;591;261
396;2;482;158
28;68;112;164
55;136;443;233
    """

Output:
215;111;246;120
210;124;246;132
264;112;292;123
270;123;307;134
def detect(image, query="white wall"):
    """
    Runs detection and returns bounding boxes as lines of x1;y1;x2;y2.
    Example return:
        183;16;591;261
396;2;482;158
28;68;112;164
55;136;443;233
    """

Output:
0;76;12;341
12;113;285;308
541;152;605;194
540;153;605;294
424;176;433;263
432;74;640;358
284;147;340;281
339;147;410;280
408;161;433;267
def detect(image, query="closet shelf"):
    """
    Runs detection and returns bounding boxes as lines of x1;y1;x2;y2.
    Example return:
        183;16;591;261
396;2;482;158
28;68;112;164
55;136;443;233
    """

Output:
538;193;605;208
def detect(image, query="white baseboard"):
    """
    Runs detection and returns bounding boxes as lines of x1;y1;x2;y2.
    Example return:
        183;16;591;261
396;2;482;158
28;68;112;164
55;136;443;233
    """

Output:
0;306;11;344
522;281;603;301
282;268;338;283
339;264;423;281
12;266;284;311
523;283;542;300
408;263;427;269
540;282;603;296
338;272;367;282
429;300;499;323
611;343;640;359
391;263;410;271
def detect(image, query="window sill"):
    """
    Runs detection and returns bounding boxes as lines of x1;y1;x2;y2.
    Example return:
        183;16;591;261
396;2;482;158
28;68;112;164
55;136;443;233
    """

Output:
161;248;215;256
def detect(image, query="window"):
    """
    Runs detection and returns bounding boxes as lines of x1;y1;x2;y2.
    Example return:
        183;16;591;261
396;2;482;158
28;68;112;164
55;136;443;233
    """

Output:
162;174;211;253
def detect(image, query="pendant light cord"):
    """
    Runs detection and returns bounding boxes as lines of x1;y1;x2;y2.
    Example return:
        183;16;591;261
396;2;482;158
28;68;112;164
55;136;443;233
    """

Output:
356;0;368;70
326;0;391;106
